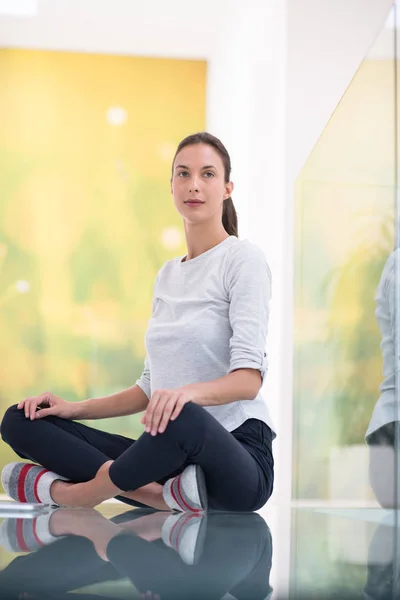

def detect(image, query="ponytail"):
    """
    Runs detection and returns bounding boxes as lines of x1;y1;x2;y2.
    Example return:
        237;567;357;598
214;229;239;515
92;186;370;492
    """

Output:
222;197;238;237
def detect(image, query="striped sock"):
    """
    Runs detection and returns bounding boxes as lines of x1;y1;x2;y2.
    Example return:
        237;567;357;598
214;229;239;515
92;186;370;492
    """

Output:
0;511;61;553
1;463;68;505
162;465;208;513
161;512;207;565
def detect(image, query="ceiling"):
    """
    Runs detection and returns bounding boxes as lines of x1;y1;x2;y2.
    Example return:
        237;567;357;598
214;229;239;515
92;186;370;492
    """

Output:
0;0;398;61
0;0;233;59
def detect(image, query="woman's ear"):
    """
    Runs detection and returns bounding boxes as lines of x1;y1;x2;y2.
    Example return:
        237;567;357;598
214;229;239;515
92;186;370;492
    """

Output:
224;181;234;199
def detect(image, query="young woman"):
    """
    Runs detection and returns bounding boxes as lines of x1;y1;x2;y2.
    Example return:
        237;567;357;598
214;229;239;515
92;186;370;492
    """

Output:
0;132;275;512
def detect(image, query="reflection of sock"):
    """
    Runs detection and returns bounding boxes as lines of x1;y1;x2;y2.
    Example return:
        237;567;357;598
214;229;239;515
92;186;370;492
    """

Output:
1;462;68;505
0;512;61;553
161;512;207;565
162;465;207;513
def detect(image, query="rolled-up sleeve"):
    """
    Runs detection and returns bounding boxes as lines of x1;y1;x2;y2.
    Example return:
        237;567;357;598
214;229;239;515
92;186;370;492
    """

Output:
135;270;162;399
135;354;151;400
225;244;271;382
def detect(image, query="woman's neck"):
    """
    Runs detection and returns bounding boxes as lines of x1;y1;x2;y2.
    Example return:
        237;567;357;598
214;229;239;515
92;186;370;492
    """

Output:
183;227;230;262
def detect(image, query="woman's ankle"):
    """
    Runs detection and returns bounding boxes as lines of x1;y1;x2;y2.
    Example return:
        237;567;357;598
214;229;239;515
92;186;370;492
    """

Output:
49;479;74;505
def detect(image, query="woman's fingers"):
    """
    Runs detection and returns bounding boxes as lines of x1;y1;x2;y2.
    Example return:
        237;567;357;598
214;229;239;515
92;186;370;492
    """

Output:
143;389;189;435
29;399;38;421
18;396;35;412
19;393;52;420
24;398;39;420
157;395;179;434
24;399;35;419
170;397;186;421
144;392;179;435
143;392;161;433
149;393;172;435
35;406;55;419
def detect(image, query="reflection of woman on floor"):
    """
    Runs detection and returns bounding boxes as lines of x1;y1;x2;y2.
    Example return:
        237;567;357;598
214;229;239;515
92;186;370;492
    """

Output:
0;509;273;600
0;132;275;513
366;248;399;508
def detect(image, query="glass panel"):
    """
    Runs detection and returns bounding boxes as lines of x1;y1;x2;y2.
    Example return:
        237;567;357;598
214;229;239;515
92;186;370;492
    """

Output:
293;5;397;507
291;4;400;597
395;0;400;590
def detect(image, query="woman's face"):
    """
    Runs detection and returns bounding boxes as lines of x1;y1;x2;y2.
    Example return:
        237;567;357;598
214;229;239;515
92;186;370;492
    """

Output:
171;143;233;226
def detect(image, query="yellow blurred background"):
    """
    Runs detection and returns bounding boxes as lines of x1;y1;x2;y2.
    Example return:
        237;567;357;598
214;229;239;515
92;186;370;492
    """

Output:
0;49;206;466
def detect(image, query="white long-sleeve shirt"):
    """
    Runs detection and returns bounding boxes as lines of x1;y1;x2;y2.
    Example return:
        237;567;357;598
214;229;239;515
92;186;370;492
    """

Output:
136;235;276;436
366;248;400;438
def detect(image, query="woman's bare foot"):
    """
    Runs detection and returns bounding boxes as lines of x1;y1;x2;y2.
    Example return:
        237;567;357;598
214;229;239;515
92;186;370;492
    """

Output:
49;462;169;511
120;482;170;511
50;461;120;508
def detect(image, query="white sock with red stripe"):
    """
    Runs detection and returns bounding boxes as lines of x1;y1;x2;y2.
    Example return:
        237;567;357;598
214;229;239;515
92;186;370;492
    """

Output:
162;464;207;513
0;510;61;553
161;512;207;565
1;462;68;505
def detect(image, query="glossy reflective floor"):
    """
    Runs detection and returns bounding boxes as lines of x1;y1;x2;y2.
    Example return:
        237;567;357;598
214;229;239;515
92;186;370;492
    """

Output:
287;507;399;600
0;502;397;600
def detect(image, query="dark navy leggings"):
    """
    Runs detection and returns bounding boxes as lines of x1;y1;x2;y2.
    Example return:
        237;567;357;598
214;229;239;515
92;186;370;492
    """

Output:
0;401;274;511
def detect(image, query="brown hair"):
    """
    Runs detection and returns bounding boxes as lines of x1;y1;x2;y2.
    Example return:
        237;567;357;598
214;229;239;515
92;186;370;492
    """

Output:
171;132;238;237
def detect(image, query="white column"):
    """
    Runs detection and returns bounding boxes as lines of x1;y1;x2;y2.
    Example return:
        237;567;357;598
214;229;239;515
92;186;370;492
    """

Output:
206;0;287;451
206;3;289;596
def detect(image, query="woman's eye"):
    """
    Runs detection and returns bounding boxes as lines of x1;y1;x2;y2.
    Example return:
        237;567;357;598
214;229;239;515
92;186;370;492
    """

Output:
178;171;188;177
204;172;214;178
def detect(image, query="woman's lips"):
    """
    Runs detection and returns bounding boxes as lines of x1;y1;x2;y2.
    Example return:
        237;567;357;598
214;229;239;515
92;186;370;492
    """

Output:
185;201;204;206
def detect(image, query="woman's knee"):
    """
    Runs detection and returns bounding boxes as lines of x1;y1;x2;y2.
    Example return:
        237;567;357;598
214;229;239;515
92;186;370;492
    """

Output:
1;404;24;444
158;401;207;446
167;401;206;433
179;401;204;419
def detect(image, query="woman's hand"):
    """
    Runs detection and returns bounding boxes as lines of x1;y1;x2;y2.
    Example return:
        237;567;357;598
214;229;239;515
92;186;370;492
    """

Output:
17;392;77;421
141;387;196;436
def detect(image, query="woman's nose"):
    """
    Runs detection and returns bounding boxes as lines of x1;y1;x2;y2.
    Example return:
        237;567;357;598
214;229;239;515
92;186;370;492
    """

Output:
189;177;199;192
